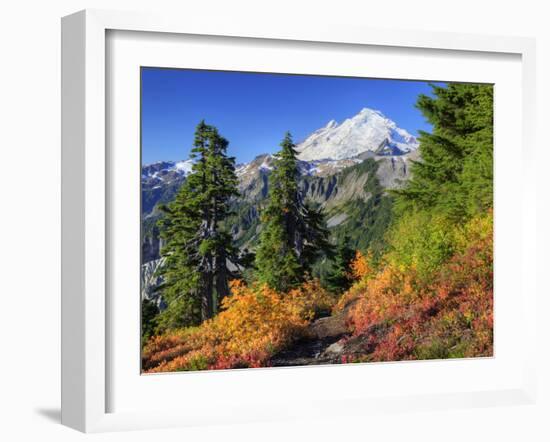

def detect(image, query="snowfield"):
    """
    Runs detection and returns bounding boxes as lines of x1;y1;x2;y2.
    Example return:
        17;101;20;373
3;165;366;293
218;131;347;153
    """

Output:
295;107;418;161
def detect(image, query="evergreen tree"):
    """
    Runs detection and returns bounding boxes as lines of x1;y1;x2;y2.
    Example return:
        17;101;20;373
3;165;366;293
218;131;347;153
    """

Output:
324;237;356;294
255;132;332;292
395;83;493;220
141;298;159;345
156;121;248;328
301;201;332;265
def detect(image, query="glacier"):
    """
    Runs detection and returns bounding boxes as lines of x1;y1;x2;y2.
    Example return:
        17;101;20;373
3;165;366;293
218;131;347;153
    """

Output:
295;107;419;161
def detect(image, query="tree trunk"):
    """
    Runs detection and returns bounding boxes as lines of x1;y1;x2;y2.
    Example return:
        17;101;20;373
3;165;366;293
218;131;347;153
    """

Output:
215;254;230;309
201;273;214;321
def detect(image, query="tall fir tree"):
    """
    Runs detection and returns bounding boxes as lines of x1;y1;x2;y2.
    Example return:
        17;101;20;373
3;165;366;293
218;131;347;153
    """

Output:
156;121;248;328
255;132;331;292
395;83;493;219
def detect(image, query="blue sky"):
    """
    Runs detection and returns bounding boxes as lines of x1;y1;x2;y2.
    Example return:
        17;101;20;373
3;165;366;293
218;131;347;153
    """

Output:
141;68;440;165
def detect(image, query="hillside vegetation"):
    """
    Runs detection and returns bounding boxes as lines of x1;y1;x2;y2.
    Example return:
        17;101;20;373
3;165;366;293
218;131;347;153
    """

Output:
142;83;493;372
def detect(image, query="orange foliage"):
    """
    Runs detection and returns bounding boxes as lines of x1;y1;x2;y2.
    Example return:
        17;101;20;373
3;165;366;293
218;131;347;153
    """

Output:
142;279;334;372
350;250;372;280
342;212;493;362
333;250;374;314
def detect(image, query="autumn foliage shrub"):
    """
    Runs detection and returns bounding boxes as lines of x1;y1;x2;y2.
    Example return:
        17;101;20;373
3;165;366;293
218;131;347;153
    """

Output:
142;279;334;372
341;210;493;362
350;250;372;280
333;251;374;313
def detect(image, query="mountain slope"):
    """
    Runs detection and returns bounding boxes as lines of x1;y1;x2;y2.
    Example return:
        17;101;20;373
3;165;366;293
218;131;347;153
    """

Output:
142;160;193;215
229;154;414;254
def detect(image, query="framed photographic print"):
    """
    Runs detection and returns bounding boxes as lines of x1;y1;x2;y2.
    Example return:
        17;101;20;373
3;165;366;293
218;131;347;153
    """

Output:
61;9;537;433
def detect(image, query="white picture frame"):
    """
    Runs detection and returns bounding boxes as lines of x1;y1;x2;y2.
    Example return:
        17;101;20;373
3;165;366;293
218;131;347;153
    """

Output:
61;9;537;433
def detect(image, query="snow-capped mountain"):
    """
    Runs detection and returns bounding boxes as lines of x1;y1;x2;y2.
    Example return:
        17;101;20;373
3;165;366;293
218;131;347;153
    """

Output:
141;107;419;218
296;108;419;161
142;159;193;215
141;159;194;182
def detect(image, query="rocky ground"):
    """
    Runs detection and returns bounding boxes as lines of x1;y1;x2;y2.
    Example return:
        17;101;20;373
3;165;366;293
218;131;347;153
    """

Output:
269;299;381;367
270;313;350;366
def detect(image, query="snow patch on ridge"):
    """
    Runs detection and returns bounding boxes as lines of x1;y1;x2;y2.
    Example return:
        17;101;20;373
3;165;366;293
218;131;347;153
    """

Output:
141;159;194;181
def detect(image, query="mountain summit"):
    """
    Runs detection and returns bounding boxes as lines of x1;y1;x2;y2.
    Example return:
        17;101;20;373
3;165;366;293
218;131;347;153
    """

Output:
295;108;419;161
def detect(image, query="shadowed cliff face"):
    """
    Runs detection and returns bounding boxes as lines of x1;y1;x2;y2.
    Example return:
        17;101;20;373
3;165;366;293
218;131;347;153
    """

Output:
235;151;414;205
228;153;414;250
